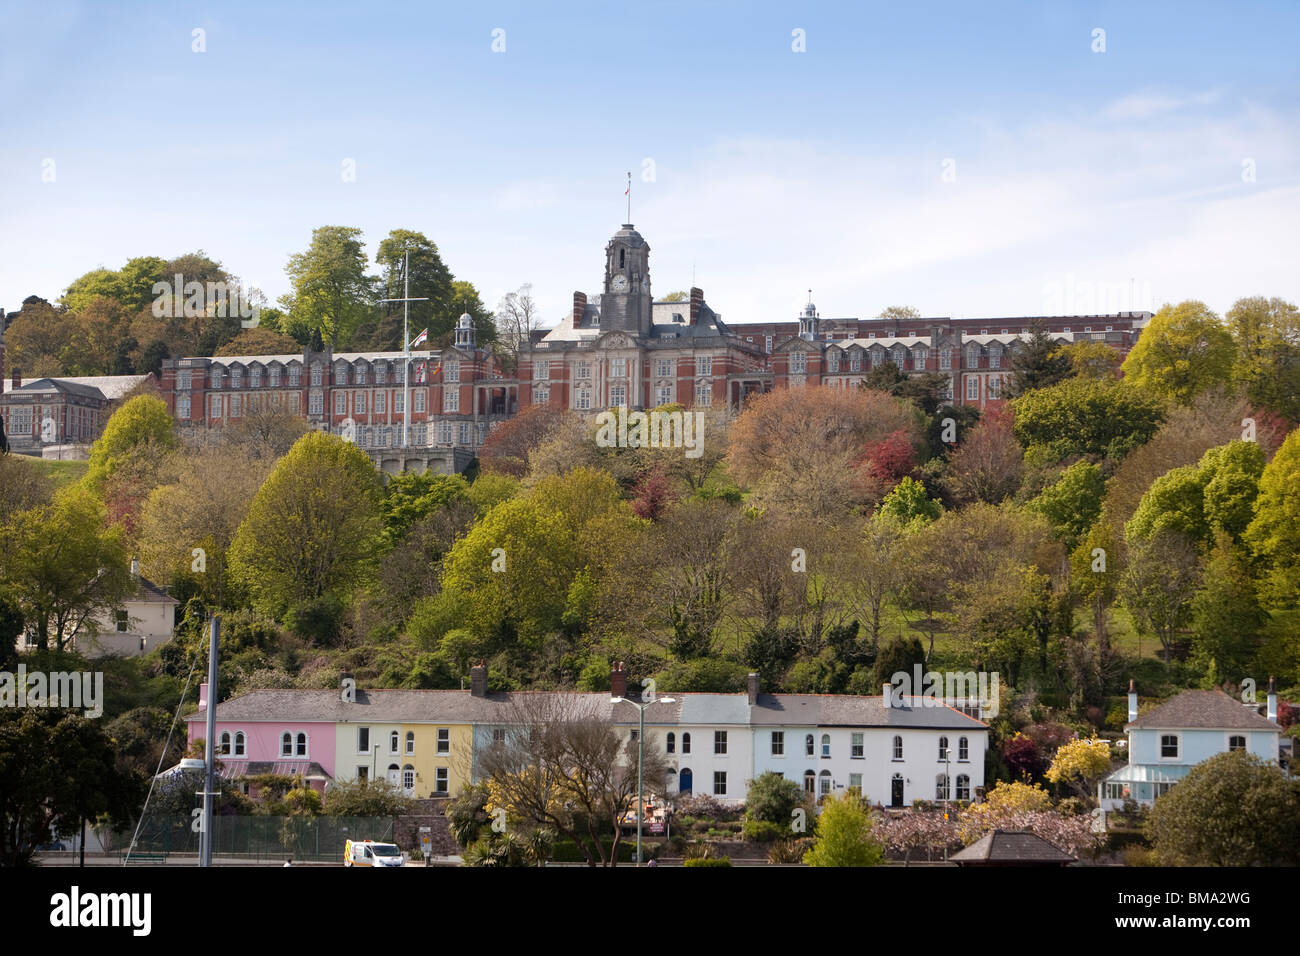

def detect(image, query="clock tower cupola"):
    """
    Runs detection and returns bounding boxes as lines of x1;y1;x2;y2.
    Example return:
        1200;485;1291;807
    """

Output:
602;224;651;336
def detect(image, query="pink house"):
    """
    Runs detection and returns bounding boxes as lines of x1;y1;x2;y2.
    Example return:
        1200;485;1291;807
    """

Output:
186;683;336;795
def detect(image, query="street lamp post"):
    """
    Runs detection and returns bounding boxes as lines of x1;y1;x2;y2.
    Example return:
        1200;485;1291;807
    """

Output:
611;694;675;867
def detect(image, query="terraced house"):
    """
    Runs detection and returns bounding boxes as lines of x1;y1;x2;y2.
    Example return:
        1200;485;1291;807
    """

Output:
186;664;989;808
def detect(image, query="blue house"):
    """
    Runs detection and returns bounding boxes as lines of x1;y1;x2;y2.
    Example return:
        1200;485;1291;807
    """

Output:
1099;679;1282;810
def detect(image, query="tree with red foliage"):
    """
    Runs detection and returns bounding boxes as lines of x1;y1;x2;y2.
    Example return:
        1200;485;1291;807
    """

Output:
856;428;916;487
630;464;673;521
942;405;1023;505
1002;734;1043;781
478;405;569;478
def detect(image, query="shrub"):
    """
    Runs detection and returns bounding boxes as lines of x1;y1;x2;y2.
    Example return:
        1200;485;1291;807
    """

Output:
768;840;811;864
683;856;732;867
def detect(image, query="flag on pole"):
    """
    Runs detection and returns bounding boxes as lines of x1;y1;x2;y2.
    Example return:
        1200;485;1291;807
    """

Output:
409;328;428;349
416;362;427;383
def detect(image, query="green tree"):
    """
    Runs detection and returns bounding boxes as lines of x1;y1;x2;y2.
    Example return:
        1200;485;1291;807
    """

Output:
228;432;383;619
0;487;132;651
1006;319;1072;397
1122;300;1237;405
1189;537;1266;682
1029;460;1104;549
448;279;497;349
380;472;471;545
1010;378;1163;462
355;229;456;350
283;226;375;348
1127;440;1264;548
1244;428;1300;606
1147;751;1300;865
85;394;178;493
745;771;807;826
802;790;885;867
878;305;922;321
876;476;942;528
0;709;143;866
1228;295;1300;421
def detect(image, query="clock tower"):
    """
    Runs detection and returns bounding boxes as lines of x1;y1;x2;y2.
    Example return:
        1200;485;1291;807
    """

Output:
602;224;652;336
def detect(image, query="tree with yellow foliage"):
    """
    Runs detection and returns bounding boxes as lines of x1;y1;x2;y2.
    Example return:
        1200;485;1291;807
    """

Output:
1045;737;1113;803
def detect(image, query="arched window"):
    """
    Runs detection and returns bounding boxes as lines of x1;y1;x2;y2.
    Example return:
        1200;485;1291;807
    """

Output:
938;736;949;760
666;732;676;754
234;732;246;757
1229;735;1246;752
619;248;625;269
805;734;815;757
281;732;293;757
219;731;231;756
821;734;831;758
956;774;971;801
387;763;400;787
958;737;969;761
936;774;950;801
679;768;693;795
819;770;832;796
296;732;308;757
402;765;414;792
389;731;399;755
892;736;903;760
405;732;415;755
804;771;816;793
681;733;691;754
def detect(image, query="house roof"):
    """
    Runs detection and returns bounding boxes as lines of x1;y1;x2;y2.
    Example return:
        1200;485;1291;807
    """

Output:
186;689;682;726
2;378;107;400
2;374;150;400
750;694;988;729
949;830;1075;864
187;689;988;730
1126;690;1280;732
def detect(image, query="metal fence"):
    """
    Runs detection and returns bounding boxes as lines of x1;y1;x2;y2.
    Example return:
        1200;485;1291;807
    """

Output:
119;815;395;863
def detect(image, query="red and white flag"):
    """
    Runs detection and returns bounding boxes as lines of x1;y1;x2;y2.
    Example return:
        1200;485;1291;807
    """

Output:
416;362;427;383
409;328;428;349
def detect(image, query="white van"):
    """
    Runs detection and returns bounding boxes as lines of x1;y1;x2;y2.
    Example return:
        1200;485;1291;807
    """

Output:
344;839;404;867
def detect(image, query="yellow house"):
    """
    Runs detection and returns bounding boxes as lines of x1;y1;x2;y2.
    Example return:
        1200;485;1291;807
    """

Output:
400;721;474;798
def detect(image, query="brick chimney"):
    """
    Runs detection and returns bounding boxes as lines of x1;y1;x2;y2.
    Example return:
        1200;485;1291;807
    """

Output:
11;368;20;391
689;287;703;326
882;681;894;710
572;292;587;327
1127;680;1138;723
470;659;488;698
610;661;627;700
747;672;760;705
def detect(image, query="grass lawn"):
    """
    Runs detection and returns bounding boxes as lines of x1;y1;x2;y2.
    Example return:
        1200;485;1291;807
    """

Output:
26;456;90;489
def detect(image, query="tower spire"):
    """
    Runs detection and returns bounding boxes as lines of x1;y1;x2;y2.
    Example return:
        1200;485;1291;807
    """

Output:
625;170;631;223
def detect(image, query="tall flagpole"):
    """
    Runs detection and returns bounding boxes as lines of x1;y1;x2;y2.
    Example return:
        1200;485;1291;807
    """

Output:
626;170;631;222
378;250;428;449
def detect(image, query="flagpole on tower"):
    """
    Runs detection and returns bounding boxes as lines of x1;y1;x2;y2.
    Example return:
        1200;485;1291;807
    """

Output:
626;171;631;223
378;250;429;449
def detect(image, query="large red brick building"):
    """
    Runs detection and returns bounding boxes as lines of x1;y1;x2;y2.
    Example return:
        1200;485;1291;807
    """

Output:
143;223;1148;469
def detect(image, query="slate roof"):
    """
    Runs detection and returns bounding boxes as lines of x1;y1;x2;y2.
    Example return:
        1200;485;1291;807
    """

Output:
1126;690;1280;732
2;378;107;400
950;830;1075;864
186;689;682;726
187;689;987;731
750;694;988;729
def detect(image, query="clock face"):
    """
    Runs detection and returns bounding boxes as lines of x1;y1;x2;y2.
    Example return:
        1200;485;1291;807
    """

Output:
611;274;628;292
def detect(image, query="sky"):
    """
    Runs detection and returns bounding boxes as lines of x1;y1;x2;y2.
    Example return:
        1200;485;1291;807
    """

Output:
1;0;1297;330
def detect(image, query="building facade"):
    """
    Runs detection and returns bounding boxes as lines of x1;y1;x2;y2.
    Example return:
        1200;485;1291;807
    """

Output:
1098;681;1282;810
187;666;989;808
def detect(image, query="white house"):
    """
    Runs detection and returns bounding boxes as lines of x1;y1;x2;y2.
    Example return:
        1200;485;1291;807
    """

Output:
749;681;989;807
78;559;178;657
1099;680;1282;810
